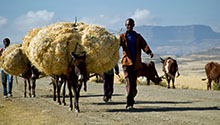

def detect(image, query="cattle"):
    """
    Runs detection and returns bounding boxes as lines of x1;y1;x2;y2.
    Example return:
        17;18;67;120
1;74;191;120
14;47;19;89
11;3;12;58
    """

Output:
21;65;42;97
159;57;180;89
137;61;162;85
202;62;220;90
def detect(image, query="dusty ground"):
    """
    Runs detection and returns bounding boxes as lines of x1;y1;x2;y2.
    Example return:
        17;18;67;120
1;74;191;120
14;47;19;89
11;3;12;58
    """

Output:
0;75;220;125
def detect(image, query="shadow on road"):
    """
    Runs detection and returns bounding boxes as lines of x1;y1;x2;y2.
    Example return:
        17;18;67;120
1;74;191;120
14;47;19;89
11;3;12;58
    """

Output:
39;93;124;99
106;106;220;112
80;94;124;98
93;100;193;106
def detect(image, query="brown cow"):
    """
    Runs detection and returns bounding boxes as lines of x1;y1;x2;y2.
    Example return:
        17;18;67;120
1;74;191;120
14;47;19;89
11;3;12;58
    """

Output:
159;57;180;89
202;62;220;90
137;61;162;85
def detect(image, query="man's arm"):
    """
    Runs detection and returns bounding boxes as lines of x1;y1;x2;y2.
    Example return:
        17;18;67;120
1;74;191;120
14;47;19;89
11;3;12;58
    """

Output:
0;48;3;56
139;34;153;58
114;64;119;75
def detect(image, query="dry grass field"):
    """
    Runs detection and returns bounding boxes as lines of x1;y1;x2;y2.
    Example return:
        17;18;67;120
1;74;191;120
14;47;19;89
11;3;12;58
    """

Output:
113;47;220;90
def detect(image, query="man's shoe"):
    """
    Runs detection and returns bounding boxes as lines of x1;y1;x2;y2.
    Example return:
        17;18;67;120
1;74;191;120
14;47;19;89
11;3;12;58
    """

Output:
103;96;109;103
126;105;134;110
3;95;8;98
8;93;13;97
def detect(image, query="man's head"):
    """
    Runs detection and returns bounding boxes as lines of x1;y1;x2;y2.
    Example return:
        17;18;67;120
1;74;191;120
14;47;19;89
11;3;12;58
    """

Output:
3;38;10;48
125;18;135;33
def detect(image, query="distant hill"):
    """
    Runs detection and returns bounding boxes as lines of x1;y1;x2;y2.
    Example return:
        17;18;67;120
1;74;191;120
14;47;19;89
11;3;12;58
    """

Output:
193;46;220;55
141;46;220;65
134;25;220;55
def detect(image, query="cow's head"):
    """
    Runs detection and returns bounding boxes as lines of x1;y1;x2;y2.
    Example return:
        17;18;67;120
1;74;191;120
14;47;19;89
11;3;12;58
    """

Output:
71;51;87;82
153;76;162;85
148;61;162;85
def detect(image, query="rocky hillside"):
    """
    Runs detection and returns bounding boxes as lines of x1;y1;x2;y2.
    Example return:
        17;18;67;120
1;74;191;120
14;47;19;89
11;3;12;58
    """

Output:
134;25;220;55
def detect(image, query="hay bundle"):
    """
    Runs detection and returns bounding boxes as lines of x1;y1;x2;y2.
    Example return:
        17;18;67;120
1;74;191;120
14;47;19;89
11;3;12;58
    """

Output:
0;44;30;75
22;22;120;75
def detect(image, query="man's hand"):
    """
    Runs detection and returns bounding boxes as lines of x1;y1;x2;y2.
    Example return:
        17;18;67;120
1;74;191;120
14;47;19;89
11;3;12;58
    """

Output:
150;53;154;58
0;48;3;56
115;72;120;78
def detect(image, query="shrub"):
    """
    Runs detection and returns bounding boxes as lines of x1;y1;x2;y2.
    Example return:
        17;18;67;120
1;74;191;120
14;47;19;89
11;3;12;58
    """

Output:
118;77;126;84
158;81;167;87
137;78;167;87
213;78;220;90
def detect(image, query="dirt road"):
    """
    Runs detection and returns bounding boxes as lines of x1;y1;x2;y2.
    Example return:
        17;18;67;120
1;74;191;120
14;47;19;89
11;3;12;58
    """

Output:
0;76;220;125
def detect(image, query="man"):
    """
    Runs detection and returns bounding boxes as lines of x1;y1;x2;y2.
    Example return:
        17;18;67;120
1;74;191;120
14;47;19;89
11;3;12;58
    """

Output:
120;18;153;109
1;38;14;98
102;64;119;103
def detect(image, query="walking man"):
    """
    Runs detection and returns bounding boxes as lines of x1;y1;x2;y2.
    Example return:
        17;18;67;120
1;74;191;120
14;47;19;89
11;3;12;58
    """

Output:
120;18;153;109
1;38;14;98
102;64;119;103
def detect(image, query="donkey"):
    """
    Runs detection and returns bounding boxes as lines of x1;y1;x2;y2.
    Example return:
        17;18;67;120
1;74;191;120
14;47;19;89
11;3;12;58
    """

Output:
50;75;67;105
21;65;42;97
67;51;87;112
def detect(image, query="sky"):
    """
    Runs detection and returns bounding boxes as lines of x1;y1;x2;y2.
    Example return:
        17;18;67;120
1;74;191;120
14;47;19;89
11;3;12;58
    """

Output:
0;0;220;44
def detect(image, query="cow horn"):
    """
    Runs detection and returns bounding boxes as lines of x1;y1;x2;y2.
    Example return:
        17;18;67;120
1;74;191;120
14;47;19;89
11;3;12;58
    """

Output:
160;75;166;79
159;57;165;63
202;78;207;81
176;72;180;78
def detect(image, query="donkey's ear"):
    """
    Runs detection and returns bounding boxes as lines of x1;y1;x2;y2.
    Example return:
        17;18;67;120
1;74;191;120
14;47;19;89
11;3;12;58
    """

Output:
71;52;76;60
81;51;86;56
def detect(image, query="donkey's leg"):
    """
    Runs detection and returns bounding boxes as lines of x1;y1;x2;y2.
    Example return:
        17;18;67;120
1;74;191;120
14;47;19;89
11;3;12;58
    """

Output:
62;81;66;106
24;79;27;97
31;78;36;97
67;81;73;111
28;79;31;97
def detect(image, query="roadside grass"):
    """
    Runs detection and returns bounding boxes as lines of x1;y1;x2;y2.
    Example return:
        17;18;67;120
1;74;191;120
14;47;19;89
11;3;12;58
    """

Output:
137;79;167;87
213;78;220;90
118;77;126;84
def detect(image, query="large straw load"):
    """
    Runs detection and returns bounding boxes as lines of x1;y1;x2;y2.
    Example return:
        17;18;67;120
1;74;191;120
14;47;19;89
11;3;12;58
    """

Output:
22;22;120;75
0;44;30;75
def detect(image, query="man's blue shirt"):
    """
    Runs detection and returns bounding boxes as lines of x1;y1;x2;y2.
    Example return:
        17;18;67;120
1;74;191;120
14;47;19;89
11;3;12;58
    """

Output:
126;31;136;64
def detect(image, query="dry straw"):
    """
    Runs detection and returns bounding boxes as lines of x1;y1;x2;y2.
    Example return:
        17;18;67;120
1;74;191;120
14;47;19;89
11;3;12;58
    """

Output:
0;44;30;75
22;22;120;75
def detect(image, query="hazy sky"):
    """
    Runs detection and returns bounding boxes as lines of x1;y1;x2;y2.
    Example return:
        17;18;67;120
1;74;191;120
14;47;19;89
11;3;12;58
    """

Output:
0;0;220;43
